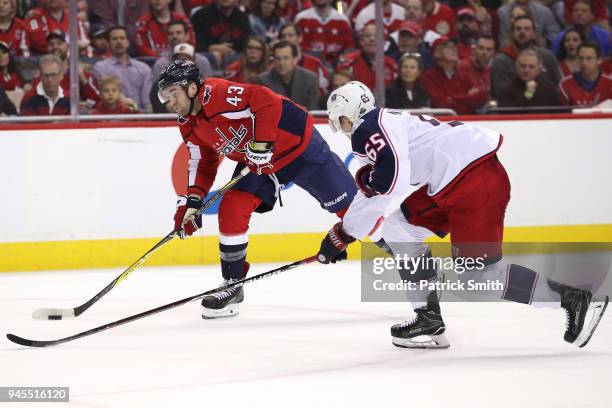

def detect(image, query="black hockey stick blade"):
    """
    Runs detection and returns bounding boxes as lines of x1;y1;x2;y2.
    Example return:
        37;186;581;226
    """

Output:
8;256;317;348
31;167;250;321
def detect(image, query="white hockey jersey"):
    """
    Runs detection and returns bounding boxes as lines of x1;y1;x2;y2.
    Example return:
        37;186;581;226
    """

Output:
343;108;502;240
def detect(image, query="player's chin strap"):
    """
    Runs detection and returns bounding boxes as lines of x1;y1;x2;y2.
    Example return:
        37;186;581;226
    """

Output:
269;173;284;207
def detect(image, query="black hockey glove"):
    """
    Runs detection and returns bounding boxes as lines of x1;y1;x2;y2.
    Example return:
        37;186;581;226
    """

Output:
317;222;355;264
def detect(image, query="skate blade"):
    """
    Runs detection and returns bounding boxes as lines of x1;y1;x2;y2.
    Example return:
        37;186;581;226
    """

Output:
575;296;609;348
201;304;240;319
392;334;450;349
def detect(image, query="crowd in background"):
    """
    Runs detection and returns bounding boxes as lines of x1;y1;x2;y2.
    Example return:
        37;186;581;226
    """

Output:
0;0;611;117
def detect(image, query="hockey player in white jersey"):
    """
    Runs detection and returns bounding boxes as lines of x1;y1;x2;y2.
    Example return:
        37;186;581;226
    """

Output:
317;81;609;349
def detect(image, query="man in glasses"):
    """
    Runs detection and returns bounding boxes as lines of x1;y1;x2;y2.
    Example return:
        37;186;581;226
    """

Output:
20;54;70;116
157;59;358;319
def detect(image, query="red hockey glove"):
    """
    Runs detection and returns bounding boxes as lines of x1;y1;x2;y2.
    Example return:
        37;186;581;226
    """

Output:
174;195;203;239
317;222;356;264
246;140;274;175
355;164;376;198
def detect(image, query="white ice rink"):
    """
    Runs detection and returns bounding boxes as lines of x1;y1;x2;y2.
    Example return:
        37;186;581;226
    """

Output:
1;261;611;408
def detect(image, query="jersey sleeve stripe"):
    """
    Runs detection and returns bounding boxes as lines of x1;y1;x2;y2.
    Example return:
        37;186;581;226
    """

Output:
186;141;202;187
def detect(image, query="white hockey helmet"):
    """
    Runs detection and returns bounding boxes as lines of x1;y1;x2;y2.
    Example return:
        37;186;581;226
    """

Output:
327;81;376;137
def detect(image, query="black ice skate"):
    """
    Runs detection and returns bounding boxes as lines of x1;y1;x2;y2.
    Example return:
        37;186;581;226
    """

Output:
201;279;244;319
391;292;450;349
548;280;609;348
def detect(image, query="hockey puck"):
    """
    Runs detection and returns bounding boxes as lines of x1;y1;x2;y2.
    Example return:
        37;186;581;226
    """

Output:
48;315;63;320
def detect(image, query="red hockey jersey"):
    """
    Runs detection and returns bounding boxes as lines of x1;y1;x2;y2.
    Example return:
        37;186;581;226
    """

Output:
559;73;612;106
0;18;30;56
295;8;354;65
134;12;194;57
0;71;25;91
423;1;456;37
25;7;88;55
178;78;314;196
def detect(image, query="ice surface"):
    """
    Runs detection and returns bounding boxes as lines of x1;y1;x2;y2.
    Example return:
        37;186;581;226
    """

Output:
1;261;610;408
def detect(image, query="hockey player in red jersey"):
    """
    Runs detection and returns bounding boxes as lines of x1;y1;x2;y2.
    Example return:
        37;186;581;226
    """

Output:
158;59;358;318
317;81;609;349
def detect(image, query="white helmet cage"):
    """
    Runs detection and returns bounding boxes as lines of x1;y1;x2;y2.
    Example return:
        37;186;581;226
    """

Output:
326;81;376;137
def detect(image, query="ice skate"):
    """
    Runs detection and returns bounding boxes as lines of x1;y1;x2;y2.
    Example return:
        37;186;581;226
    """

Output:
391;292;450;349
548;280;609;347
201;279;244;319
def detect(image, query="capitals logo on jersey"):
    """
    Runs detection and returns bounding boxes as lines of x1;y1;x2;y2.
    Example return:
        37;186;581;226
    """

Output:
214;124;249;156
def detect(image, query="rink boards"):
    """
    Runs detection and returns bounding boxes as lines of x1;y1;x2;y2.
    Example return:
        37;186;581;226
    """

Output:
1;114;611;271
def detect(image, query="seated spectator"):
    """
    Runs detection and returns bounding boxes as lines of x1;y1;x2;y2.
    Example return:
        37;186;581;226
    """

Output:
457;34;496;96
248;0;285;43
421;0;456;36
403;0;441;46
563;0;609;30
256;41;319;110
336;23;397;93
295;0;354;66
555;28;584;76
92;75;139;114
354;0;404;35
387;21;435;70
25;0;89;55
93;26;152;111
46;30;99;106
385;53;430;109
552;0;610;59
502;2;545;47
420;36;487;114
455;8;479;61
0;86;17;115
20;54;70;115
497;48;561;108
456;0;497;38
0;0;30;56
498;0;559;48
279;22;329;95
90;28;110;58
191;0;251;68
225;36;270;83
0;41;29;91
135;0;194;57
152;20;213;81
559;42;612;106
491;16;560;98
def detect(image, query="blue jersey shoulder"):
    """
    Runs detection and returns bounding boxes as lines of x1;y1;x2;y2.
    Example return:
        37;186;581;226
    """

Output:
351;107;382;155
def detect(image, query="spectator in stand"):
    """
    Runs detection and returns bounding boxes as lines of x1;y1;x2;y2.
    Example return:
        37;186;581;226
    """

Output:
336;23;397;93
134;0;194;57
25;0;89;55
46;30;99;105
225;35;270;83
421;0;456;37
191;0;251;68
497;48;561;108
91;75;139;114
90;28;110;58
552;0;610;59
0;41;29;91
93;26;152;111
295;0;354;65
559;42;612;106
0;0;30;56
354;0;405;35
248;0;285;43
420;36;488;114
256;40;319;110
498;0;560;48
279;22;329;95
385;53;431;109
506;4;546;47
20;54;70;115
457;34;496;96
151;20;213;81
564;0;609;29
454;0;497;38
555;28;584;76
404;0;441;47
386;21;434;70
90;1;149;42
491;15;560;99
455;7;480;61
0;86;17;115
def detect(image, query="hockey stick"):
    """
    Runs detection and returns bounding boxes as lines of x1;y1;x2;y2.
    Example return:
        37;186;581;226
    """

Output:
8;256;318;347
31;167;250;321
